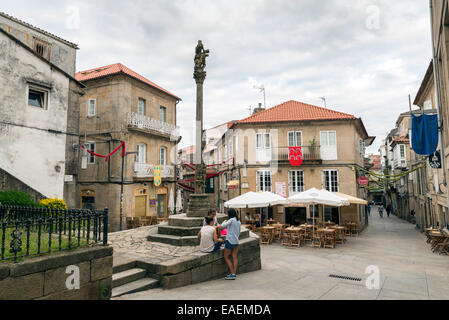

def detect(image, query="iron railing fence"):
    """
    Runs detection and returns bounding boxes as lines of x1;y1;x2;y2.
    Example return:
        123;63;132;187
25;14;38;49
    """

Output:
0;205;108;263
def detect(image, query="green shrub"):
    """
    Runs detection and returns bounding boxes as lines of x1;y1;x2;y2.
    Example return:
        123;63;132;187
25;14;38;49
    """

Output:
39;198;67;210
0;190;42;207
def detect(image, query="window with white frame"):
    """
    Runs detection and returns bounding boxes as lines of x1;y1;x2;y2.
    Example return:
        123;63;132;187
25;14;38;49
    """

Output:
28;85;49;109
256;170;272;192
322;170;339;192
321;131;336;146
160;106;166;122
136;143;146;163
289;170;304;194
359;139;366;155
288;131;302;147
400;145;405;158
87;99;96;117
86;142;96;164
138;98;146;116
227;139;233;160
159;147;167;165
256;132;271;162
424;100;432;110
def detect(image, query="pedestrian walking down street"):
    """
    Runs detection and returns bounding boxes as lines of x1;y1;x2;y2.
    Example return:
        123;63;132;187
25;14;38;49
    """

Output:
386;205;391;218
367;204;371;217
378;204;384;218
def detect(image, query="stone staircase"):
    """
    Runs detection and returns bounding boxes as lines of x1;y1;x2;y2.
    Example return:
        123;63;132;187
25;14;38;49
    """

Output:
111;260;160;298
147;214;250;246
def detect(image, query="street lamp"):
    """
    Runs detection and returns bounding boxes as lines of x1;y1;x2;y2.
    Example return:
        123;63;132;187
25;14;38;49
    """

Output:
120;150;138;231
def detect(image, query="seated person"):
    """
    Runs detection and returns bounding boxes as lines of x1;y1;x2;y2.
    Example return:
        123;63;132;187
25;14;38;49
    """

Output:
203;209;218;226
198;216;224;253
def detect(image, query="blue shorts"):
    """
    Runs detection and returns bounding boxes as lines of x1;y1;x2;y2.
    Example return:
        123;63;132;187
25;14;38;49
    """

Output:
212;242;222;252
225;240;239;250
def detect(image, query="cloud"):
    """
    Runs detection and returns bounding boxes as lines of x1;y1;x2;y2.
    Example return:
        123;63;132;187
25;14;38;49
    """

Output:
1;0;432;154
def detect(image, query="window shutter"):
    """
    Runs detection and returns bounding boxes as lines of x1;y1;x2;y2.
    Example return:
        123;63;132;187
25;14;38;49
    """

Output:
288;171;292;194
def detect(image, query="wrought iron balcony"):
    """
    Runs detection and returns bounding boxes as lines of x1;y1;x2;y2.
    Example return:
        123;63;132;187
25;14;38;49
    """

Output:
127;112;180;138
134;162;175;178
272;146;322;162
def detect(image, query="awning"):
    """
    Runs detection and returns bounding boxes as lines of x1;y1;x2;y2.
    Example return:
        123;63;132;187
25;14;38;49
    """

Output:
332;192;368;205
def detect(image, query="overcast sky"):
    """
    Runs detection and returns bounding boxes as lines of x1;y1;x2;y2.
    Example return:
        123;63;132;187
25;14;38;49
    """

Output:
1;0;432;153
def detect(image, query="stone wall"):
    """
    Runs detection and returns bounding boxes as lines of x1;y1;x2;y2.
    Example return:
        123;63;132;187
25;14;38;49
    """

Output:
0;167;45;203
137;234;261;290
0;246;113;300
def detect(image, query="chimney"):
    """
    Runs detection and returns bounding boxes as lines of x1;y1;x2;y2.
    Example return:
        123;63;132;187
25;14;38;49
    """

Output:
252;102;265;115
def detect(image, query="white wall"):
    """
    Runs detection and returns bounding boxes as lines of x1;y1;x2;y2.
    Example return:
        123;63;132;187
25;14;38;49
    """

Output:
0;31;70;198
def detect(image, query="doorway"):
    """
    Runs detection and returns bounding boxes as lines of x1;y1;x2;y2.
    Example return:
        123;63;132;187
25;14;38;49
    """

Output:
135;195;147;217
324;207;340;224
285;207;307;226
157;194;166;218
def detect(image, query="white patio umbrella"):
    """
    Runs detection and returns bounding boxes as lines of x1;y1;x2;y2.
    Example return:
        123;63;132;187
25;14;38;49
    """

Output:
175;189;183;214
224;191;287;209
287;188;350;245
168;188;175;215
224;191;287;226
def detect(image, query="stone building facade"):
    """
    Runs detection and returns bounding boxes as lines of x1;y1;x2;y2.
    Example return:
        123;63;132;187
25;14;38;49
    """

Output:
0;12;83;201
205;100;374;229
74;63;181;231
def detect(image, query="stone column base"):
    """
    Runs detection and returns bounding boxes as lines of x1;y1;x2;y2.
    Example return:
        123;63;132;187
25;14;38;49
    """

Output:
187;194;210;217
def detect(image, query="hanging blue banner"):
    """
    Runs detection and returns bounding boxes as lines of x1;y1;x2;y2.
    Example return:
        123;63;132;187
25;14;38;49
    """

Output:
411;113;438;155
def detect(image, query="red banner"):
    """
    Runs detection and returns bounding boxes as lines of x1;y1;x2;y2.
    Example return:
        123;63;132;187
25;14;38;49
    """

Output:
289;147;303;166
82;141;126;162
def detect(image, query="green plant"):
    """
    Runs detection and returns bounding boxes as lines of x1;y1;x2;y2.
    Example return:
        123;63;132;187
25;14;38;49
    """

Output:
0;190;42;207
308;137;318;156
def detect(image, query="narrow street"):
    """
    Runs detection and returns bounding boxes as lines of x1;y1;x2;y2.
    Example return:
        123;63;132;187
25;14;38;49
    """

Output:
117;207;449;300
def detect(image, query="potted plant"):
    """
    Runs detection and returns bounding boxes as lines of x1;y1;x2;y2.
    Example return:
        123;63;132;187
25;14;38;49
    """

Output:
308;137;318;160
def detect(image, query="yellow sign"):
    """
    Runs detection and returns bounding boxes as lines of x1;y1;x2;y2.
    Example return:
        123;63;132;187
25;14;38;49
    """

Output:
154;165;162;187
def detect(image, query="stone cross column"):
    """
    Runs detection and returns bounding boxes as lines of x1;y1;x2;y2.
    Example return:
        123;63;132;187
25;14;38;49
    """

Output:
193;40;209;195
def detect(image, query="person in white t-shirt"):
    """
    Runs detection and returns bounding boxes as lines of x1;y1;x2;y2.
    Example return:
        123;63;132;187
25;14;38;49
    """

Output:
198;216;223;253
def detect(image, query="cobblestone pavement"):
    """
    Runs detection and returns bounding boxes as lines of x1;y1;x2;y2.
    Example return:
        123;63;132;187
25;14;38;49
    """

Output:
109;223;200;262
116;207;449;300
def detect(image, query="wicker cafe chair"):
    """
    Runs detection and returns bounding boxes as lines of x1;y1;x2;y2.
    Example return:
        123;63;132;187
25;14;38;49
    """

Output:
312;231;322;248
351;224;359;237
260;229;272;245
126;217;133;229
323;231;336;249
281;229;291;246
290;229;301;248
335;228;346;244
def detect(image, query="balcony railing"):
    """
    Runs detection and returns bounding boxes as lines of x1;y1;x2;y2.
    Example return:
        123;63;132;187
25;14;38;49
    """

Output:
393;158;407;169
272;146;322;162
127;112;180;138
134;162;175;178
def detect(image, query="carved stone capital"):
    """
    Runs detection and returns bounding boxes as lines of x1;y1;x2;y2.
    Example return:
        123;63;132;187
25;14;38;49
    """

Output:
194;71;207;84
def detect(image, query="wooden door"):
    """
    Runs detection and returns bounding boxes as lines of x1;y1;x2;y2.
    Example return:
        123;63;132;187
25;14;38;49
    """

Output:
135;195;147;217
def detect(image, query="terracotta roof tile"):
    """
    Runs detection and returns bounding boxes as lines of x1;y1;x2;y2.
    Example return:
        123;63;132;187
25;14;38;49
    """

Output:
75;63;181;100
237;100;356;124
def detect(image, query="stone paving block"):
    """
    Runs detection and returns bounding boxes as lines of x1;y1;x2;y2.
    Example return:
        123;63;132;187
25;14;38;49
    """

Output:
377;288;428;300
156;255;201;275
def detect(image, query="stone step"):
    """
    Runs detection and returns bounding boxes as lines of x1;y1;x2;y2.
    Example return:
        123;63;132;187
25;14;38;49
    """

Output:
158;225;202;237
148;228;250;246
112;268;147;288
148;234;199;246
112;260;136;274
111;278;160;298
168;214;227;227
